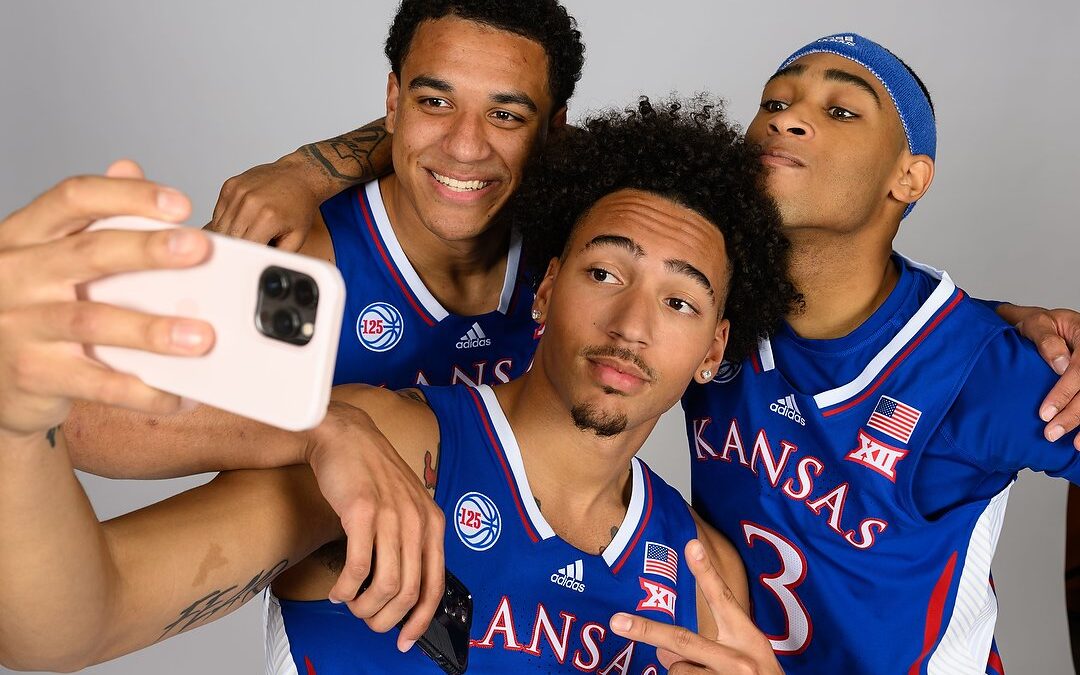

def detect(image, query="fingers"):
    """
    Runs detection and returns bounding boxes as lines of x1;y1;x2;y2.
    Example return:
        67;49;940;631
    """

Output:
609;613;725;666
22;355;182;416
27;226;211;289
105;159;145;180
207;176;239;235
274;229;308;253
1041;352;1080;448
684;540;746;634
329;504;376;604
23;302;213;356
346;512;402;626
1;173;191;249
397;505;446;652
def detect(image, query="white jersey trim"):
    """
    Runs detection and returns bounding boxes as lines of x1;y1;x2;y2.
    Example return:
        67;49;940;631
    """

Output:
812;266;954;410
365;181;523;322
926;484;1011;675
497;229;523;315
475;384;646;567
756;256;956;411
602;457;645;567
264;590;300;675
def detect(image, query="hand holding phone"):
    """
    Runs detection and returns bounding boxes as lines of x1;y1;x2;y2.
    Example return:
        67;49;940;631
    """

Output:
79;216;346;431
358;556;472;675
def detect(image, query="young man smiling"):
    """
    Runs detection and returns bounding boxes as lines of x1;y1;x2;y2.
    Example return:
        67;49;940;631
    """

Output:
62;0;585;648
0;99;794;674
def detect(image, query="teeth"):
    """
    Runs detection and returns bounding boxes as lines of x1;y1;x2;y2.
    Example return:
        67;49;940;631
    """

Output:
431;172;491;192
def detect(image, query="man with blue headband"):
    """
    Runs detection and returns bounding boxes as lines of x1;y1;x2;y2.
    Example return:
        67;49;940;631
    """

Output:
54;26;1080;674
606;33;1079;673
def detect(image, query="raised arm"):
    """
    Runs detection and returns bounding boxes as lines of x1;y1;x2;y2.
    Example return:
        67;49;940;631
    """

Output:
0;434;336;671
206;118;393;249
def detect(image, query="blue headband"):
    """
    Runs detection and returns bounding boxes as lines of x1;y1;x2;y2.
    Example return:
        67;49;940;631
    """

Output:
779;33;936;217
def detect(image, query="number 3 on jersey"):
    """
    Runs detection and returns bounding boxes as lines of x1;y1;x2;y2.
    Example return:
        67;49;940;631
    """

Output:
741;521;812;655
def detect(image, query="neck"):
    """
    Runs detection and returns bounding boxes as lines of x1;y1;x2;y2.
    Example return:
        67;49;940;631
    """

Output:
493;370;655;539
785;227;899;339
379;174;510;315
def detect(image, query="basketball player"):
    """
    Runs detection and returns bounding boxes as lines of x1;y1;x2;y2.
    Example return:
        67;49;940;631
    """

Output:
61;0;586;646
0;99;792;673
606;34;1080;674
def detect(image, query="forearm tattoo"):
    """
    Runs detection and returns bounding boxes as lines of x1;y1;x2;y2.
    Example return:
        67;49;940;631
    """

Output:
301;121;390;183
160;559;288;637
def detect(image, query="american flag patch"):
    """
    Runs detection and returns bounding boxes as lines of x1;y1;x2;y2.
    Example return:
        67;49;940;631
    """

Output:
643;542;678;583
867;395;921;444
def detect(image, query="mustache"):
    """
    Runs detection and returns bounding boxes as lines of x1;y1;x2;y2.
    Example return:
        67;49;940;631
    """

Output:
580;344;657;382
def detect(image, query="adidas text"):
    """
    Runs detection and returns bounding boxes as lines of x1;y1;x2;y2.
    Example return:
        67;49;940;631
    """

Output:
770;395;806;426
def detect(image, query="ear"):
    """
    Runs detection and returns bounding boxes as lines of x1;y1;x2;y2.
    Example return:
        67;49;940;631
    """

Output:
532;257;561;322
695;317;730;384
544;105;570;142
891;154;934;205
385;72;401;134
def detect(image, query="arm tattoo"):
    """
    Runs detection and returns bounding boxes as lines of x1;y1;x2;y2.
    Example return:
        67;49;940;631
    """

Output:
301;121;390;183
160;559;288;637
45;426;58;448
424;450;438;490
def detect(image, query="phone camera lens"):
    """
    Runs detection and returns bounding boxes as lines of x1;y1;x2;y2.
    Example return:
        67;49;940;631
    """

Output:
272;309;301;337
261;269;290;299
293;278;317;308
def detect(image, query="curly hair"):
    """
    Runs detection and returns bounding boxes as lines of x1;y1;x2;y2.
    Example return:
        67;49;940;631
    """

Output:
502;96;801;362
384;0;585;111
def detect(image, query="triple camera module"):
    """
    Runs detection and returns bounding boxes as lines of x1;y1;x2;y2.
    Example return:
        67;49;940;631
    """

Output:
255;267;320;346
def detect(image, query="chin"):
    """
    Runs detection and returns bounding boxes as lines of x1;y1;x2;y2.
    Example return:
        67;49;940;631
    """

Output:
570;400;629;438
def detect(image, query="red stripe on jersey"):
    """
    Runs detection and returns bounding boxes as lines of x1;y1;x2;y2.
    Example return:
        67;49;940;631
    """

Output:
357;190;437;327
750;350;762;374
612;468;655;574
824;291;965;418
304;655;317;674
466;387;539;543
986;647;1004;675
908;550;959;675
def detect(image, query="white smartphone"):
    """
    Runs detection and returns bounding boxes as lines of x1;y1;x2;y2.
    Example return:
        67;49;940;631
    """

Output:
78;216;345;431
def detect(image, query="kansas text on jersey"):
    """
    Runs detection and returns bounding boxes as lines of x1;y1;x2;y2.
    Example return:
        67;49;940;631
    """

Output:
267;384;699;674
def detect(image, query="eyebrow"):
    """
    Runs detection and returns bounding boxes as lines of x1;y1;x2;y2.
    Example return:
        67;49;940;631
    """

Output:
584;234;644;257
584;235;715;299
767;63;806;82
666;259;714;299
409;75;453;93
823;68;881;107
767;63;882;107
409;75;538;114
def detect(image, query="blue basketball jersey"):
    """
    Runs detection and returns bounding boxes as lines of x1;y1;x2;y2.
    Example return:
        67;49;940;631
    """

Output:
267;384;700;674
322;181;539;389
682;258;1033;674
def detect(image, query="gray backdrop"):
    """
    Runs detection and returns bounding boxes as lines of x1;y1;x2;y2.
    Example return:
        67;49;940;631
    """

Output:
2;0;1077;672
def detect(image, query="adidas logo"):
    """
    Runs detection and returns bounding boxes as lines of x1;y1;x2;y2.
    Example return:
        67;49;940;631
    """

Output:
769;394;806;426
456;322;492;350
550;559;586;593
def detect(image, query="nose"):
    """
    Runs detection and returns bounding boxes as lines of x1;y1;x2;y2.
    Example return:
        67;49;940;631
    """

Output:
768;106;813;139
442;113;492;164
603;286;655;348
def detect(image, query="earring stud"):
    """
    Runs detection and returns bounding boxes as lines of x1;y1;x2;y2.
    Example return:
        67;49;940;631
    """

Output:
531;309;542;322
701;369;713;381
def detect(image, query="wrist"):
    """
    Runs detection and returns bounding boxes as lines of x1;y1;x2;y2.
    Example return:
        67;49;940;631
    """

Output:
0;426;59;455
